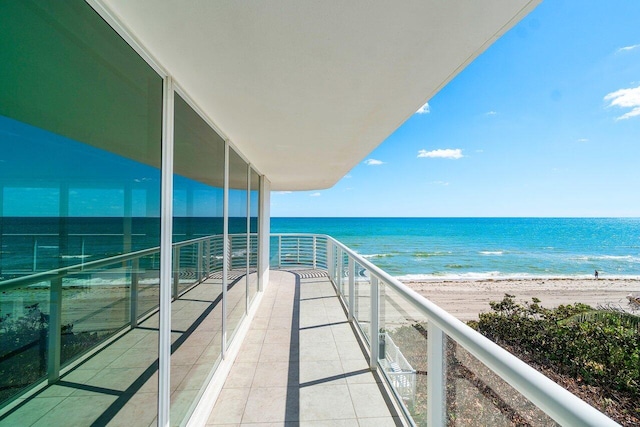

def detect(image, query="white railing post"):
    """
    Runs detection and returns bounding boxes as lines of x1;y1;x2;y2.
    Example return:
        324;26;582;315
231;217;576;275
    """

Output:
370;276;379;370
197;241;203;282
33;237;38;272
205;239;211;277
130;258;139;328
172;247;179;299
428;322;446;426
278;235;282;268
297;237;300;264
47;277;63;383
348;257;355;321
337;248;343;294
312;236;317;269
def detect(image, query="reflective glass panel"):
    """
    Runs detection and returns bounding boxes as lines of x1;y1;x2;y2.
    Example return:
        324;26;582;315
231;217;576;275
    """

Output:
0;1;161;423
170;94;225;423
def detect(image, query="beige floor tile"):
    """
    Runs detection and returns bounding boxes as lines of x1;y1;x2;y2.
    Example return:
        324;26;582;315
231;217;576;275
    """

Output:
31;394;119;427
225;362;258;389
105;392;157;427
207;387;251;424
347;383;394;418
252;361;297;388
259;342;299;363
299;384;356;421
0;396;65;426
299;360;345;386
241;386;296;423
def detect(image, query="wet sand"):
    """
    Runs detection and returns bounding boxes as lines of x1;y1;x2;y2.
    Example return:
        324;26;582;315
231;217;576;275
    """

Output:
403;277;640;321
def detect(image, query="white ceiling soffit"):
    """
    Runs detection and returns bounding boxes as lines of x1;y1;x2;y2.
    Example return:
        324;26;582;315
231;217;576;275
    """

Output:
100;0;540;191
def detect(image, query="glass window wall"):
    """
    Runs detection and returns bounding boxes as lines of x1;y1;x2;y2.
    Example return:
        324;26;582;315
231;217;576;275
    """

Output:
248;169;260;303
0;2;264;425
0;0;161;424
170;94;225;423
227;150;249;345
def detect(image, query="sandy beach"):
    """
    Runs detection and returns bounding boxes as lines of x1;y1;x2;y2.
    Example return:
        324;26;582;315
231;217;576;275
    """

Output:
403;277;640;322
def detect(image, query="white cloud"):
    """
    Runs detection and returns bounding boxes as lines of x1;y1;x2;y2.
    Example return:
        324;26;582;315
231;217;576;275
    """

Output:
274;191;292;194
577;138;589;143
343;174;352;179
310;192;321;197
430;181;450;186
604;85;640;120
416;102;430;114
485;111;498;116
417;148;463;159
617;44;640;53
475;149;484;153
364;159;385;166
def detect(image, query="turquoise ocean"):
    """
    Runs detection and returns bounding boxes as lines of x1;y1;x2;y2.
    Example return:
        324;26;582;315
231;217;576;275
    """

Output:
271;218;640;280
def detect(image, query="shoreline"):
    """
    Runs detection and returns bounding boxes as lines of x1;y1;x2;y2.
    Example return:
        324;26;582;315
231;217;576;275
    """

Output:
402;277;640;322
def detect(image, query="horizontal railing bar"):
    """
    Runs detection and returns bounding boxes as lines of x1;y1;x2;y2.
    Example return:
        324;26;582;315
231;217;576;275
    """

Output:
270;233;618;427
0;233;237;292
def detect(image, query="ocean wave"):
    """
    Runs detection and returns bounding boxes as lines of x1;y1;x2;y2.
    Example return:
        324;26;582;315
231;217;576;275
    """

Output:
414;251;451;258
361;253;394;259
479;251;504;256
60;255;91;259
571;255;640;263
444;264;473;269
394;272;640;281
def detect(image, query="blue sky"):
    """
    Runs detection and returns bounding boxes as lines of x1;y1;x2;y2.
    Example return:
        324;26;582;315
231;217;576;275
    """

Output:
272;1;640;217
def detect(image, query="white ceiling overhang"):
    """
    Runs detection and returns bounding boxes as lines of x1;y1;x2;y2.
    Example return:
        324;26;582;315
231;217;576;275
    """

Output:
98;0;540;190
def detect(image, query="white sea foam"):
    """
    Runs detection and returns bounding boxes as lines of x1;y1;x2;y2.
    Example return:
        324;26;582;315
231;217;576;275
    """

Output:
361;253;393;259
394;272;640;281
479;251;504;256
60;255;91;259
572;254;640;263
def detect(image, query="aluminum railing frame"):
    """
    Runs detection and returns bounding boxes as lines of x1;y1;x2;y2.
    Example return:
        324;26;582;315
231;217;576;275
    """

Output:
0;232;257;414
271;233;619;427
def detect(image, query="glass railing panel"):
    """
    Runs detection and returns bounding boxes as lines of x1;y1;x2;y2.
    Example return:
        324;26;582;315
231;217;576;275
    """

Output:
135;254;161;318
60;265;133;366
445;336;559;426
0;281;50;406
353;262;372;343
247;234;259;305
226;235;247;346
339;250;349;305
314;237;328;269
176;244;199;295
379;279;429;425
208;236;224;273
170;257;224;425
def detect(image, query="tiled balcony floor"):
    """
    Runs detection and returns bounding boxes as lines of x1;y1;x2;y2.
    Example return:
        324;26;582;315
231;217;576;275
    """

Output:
0;270;402;426
207;270;403;426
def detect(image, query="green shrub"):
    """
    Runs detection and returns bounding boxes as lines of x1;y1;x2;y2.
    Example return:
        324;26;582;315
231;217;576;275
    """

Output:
472;294;640;398
0;304;104;405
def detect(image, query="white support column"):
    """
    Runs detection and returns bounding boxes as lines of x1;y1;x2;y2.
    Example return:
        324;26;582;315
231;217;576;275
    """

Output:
258;177;270;291
428;322;446;426
158;75;174;427
222;141;230;357
370;276;379;370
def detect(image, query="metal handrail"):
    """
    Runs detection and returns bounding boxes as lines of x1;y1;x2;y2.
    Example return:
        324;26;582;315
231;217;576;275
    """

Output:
271;233;619;427
0;233;254;292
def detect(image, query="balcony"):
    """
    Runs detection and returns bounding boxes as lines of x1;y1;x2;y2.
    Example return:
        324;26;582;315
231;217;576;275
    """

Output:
0;234;619;426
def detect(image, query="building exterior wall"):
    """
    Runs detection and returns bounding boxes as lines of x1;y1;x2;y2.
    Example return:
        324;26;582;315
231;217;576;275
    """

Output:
0;1;268;424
